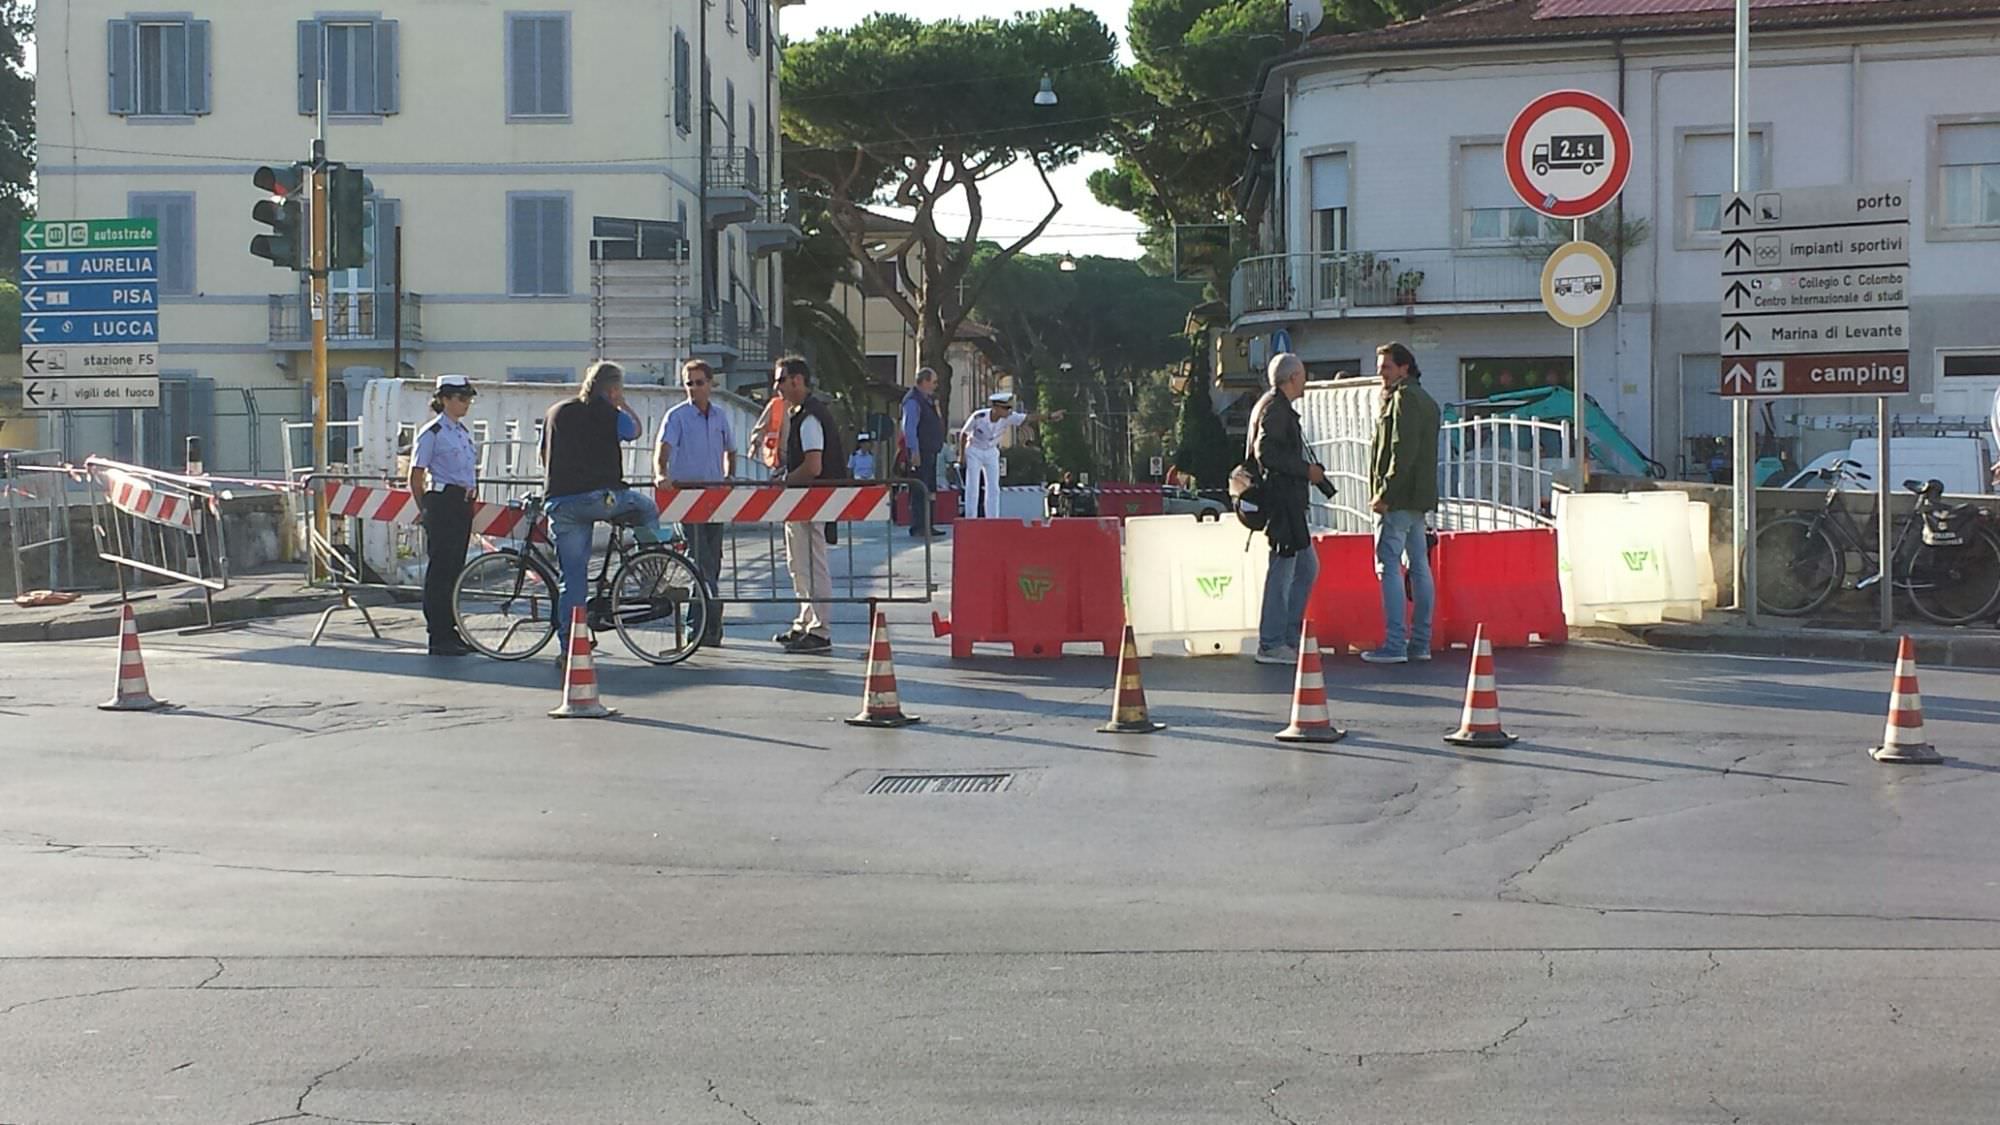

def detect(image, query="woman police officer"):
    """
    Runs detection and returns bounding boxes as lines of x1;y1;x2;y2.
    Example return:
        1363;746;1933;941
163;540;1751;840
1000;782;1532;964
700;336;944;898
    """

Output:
409;374;481;656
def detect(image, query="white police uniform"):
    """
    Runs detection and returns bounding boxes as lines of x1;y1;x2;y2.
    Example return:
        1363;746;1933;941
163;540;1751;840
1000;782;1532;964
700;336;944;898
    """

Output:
961;393;1026;518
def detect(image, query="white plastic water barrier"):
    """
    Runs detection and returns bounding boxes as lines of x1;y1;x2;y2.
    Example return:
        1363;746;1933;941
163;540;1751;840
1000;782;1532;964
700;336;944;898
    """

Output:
1122;514;1270;656
1555;490;1705;627
1687;499;1719;608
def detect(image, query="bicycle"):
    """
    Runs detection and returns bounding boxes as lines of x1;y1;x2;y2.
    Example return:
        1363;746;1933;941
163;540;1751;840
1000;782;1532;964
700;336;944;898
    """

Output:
1754;460;2000;624
450;493;715;665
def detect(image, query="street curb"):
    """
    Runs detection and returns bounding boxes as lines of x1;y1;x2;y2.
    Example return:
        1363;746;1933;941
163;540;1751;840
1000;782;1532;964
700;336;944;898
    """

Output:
1576;623;2000;670
0;593;340;644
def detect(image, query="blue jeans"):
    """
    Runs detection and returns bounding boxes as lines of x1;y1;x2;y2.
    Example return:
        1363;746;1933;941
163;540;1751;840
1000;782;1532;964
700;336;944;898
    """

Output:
547;488;661;641
1375;509;1435;654
1258;542;1320;653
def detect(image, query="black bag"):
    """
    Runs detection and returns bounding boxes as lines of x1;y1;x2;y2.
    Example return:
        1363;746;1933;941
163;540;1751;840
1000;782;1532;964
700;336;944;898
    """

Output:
1229;462;1268;532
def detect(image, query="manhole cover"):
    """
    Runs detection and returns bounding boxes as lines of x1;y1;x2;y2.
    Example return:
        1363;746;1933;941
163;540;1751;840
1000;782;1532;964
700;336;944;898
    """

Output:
867;773;1013;796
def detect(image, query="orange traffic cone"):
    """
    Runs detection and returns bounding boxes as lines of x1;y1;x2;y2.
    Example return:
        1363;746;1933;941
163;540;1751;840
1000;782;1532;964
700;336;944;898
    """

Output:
549;607;617;719
847;609;921;728
1099;625;1165;734
1276;622;1345;744
1871;636;1941;764
99;602;170;712
1445;624;1517;748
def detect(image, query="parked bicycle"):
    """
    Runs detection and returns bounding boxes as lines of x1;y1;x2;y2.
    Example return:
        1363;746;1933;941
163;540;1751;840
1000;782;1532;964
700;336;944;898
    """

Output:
450;494;714;665
1754;460;2000;624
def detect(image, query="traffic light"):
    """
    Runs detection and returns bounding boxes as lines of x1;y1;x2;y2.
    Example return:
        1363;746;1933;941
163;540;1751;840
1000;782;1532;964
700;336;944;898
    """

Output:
327;165;375;271
250;164;307;270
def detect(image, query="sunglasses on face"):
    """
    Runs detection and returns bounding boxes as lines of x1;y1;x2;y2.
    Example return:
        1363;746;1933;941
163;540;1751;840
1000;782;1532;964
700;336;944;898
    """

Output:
687;379;710;388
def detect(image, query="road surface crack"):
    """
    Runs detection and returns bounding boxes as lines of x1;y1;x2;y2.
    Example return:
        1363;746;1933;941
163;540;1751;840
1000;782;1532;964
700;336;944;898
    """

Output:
1356;1016;1531;1067
705;1077;766;1125
210;863;552;884
1260;1077;1303;1125
242;1050;415;1125
1708;1092;1744;1123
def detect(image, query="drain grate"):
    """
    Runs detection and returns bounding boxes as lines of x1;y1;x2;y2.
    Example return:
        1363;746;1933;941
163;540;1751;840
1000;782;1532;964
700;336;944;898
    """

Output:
867;772;1013;796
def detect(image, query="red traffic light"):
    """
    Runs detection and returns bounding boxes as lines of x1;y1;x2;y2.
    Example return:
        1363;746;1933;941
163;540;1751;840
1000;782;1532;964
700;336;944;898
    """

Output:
253;164;305;199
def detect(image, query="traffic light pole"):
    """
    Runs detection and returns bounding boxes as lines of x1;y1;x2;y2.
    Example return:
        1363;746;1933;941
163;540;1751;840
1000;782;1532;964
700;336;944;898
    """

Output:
310;85;331;567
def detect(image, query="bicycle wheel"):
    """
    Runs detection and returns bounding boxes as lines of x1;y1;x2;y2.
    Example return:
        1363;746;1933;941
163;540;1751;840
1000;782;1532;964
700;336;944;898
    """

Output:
611;547;713;666
453;549;560;660
1755;517;1843;616
1904;524;2000;625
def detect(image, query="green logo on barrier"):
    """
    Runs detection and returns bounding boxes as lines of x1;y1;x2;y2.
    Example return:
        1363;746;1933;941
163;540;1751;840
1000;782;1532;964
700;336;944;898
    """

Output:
1017;567;1056;603
1195;574;1233;599
1621;550;1652;572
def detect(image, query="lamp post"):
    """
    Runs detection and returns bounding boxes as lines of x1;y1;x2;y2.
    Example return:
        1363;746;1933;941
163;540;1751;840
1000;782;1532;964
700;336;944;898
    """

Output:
1033;72;1058;107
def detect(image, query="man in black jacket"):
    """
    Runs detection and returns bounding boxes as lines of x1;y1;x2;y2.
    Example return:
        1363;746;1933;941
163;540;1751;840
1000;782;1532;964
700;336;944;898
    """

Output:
774;355;848;654
1250;353;1327;665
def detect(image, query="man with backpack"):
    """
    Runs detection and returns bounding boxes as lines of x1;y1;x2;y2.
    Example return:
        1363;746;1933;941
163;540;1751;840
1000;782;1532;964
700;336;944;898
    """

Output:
1246;353;1327;665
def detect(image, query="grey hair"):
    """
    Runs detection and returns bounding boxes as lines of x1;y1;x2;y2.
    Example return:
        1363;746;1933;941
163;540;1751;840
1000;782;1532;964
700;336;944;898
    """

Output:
1267;352;1305;389
914;367;939;386
579;360;625;403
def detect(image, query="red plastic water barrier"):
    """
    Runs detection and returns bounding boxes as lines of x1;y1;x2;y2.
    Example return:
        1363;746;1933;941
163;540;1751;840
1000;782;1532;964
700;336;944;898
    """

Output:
1094;484;1164;518
893;487;959;527
935;518;1124;659
1432;528;1568;649
1305;533;1386;656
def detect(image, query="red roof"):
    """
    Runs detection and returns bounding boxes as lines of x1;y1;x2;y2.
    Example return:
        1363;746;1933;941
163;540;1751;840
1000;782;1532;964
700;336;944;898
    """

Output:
1537;0;1872;16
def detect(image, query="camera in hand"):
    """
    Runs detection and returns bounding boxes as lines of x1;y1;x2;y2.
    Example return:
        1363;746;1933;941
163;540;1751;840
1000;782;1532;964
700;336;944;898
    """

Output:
1313;477;1336;500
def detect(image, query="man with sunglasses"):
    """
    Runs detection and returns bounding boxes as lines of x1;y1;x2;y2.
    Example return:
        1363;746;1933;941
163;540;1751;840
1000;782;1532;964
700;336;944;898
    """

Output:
655;358;735;646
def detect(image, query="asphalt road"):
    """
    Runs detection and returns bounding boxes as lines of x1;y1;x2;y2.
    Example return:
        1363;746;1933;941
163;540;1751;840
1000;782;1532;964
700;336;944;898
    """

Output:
4;597;1998;1124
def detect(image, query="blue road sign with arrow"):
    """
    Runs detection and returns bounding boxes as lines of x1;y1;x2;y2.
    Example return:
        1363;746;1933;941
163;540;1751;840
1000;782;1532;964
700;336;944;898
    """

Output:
22;312;159;345
22;279;160;315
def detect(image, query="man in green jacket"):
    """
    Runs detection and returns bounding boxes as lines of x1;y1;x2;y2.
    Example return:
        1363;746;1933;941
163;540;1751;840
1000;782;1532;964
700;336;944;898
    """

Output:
1362;341;1442;665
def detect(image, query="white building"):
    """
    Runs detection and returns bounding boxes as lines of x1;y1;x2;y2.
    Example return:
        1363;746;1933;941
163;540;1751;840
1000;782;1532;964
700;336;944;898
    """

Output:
1234;0;2000;478
34;0;801;475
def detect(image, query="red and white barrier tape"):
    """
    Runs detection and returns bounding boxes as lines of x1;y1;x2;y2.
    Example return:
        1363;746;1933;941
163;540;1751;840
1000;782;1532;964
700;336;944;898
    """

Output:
319;482;894;542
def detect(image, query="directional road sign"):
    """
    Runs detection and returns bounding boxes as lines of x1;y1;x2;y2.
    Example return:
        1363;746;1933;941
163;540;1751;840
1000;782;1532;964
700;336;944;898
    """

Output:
1505;89;1632;219
1539;240;1616;329
1718;182;1909;399
19;219;162;409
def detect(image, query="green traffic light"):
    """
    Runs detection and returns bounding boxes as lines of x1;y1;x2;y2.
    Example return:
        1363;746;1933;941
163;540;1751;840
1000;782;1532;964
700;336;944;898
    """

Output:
328;165;373;271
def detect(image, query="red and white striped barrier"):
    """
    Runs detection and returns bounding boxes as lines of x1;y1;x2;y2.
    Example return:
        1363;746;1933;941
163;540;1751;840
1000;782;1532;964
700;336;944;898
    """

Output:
99;468;201;534
318;481;895;543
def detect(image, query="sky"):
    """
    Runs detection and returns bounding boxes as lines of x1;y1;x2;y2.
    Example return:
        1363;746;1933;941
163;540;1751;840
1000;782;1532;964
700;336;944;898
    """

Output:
781;0;1148;260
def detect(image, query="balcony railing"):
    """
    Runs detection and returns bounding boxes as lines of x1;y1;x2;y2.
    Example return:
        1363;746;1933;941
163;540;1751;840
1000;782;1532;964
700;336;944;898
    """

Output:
705;145;765;194
1230;250;1544;321
691;302;779;367
268;292;423;346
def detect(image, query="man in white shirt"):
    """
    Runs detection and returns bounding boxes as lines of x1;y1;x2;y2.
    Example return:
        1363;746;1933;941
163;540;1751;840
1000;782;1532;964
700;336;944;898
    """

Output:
958;391;1065;518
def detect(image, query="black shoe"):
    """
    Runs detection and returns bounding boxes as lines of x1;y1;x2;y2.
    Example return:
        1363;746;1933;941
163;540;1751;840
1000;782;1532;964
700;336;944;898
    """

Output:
783;633;832;655
701;631;723;648
428;638;473;656
773;628;804;645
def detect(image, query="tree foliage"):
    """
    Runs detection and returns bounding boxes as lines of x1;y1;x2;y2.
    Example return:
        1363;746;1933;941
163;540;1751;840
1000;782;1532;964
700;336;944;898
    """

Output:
779;196;873;425
1172;341;1236;490
0;1;31;277
782;11;1124;410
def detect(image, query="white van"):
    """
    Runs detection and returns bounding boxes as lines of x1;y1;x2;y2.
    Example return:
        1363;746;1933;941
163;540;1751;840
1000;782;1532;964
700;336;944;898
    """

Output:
1781;437;1995;495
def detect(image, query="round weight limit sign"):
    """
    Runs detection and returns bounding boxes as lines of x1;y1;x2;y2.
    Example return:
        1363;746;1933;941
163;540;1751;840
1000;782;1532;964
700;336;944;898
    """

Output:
1505;89;1632;219
1540;241;1616;329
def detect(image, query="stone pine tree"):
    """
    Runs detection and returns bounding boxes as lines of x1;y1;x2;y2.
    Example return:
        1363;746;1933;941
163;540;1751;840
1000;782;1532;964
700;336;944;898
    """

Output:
0;0;31;276
1172;339;1236;490
781;10;1124;410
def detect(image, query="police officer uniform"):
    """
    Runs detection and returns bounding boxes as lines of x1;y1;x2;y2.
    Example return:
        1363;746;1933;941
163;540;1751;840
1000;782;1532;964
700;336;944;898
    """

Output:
411;374;480;655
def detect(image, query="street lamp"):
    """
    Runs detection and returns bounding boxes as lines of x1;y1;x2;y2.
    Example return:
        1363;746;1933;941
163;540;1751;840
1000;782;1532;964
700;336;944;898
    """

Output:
1033;72;1058;107
1058;252;1077;272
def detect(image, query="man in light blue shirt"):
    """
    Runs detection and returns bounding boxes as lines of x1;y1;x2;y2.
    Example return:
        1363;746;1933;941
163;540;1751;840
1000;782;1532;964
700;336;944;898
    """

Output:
654;358;734;644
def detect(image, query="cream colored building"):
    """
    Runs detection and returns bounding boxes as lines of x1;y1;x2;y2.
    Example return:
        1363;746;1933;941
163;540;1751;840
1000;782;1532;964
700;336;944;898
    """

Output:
34;0;799;474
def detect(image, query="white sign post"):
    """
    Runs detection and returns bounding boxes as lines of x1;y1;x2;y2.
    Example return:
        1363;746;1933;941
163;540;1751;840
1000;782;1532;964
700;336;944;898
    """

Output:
1509;90;1630;486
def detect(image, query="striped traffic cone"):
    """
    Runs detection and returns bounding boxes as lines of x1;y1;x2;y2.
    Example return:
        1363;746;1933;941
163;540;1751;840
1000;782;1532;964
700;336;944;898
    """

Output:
1871;636;1941;764
1444;624;1517;748
549;607;618;719
1099;625;1165;734
99;603;170;712
1276;622;1345;744
846;609;920;728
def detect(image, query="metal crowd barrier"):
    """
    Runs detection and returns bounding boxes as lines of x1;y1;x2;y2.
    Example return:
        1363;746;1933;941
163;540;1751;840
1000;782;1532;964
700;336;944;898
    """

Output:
301;470;429;644
82;456;247;634
2;450;82;598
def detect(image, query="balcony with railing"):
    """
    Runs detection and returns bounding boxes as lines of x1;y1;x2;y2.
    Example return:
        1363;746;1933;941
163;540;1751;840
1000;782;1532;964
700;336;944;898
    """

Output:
267;292;423;349
703;146;765;229
1229;249;1544;325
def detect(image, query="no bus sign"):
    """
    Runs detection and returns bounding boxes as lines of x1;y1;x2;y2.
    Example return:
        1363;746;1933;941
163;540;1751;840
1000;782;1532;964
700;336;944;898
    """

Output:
1505;90;1632;219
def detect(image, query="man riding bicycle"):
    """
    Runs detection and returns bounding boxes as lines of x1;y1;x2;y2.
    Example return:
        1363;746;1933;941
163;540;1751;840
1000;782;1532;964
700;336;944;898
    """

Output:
542;360;663;656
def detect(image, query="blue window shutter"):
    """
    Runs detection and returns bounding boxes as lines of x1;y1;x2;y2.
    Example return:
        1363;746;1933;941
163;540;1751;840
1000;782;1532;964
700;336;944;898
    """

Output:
373;198;400;303
191;378;217;464
298;20;321;114
542;198;569;295
375;20;400;114
508;195;535;295
108;20;134;115
187;21;212;115
545;17;568;116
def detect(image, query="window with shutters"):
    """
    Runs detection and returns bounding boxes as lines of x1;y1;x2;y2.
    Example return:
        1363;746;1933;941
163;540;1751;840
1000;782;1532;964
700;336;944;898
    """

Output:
128;192;195;295
1675;126;1768;248
1457;140;1558;246
507;13;570;120
1935;118;2000;233
673;31;692;134
298;19;400;116
747;0;762;55
508;193;571;296
107;17;210;117
1305;150;1350;255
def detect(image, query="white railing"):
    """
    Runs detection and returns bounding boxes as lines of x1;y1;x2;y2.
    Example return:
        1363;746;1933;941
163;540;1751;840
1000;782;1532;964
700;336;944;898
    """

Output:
1299;379;1566;533
1231;249;1545;320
